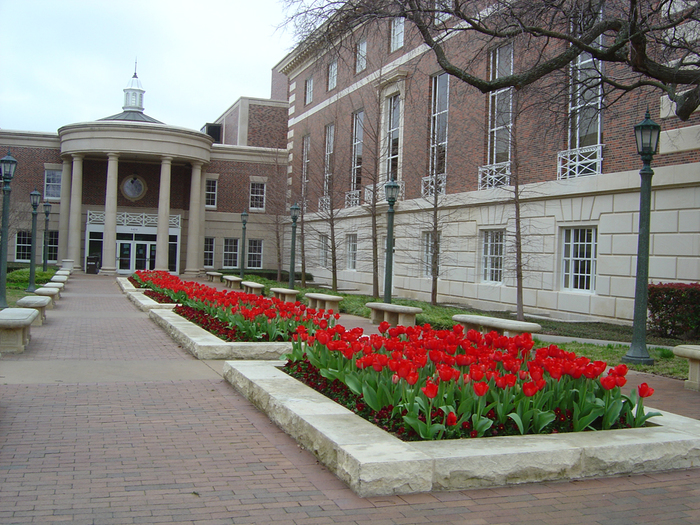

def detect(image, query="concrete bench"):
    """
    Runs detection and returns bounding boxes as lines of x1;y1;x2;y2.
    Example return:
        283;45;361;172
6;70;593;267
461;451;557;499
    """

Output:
0;308;39;353
366;302;423;327
16;296;52;326
452;314;542;337
241;281;265;295
50;275;68;283
205;271;223;282
41;282;63;298
305;293;343;312
270;287;299;303
55;270;70;277
34;287;60;308
673;345;700;391
223;275;243;289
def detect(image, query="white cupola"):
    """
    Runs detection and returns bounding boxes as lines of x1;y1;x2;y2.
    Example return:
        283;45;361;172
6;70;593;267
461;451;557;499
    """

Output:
123;67;145;113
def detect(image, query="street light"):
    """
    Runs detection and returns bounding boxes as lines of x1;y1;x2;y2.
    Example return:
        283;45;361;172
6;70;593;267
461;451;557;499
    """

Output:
43;202;52;272
0;151;18;309
289;203;300;289
26;190;41;293
383;179;400;303
239;210;248;279
622;110;660;365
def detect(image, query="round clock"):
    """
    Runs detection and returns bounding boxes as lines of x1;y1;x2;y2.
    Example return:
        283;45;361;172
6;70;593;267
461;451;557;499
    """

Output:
122;176;147;201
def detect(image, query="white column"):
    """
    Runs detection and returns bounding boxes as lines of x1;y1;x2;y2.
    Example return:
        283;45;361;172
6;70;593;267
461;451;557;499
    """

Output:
67;154;84;269
183;162;203;276
57;158;71;263
155;156;172;271
100;153;119;274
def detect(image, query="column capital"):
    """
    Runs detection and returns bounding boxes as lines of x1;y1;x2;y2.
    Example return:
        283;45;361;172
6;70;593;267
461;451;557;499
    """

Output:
106;152;120;160
71;153;84;161
161;156;173;164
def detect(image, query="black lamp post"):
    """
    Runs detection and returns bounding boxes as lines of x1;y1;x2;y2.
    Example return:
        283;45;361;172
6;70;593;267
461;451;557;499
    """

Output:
0;152;18;309
383;179;400;304
289;203;300;289
26;190;41;293
42;201;51;272
622;110;660;365
239;210;248;279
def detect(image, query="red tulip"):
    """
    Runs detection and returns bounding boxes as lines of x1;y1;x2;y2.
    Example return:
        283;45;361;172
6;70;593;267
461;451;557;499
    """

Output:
638;382;655;398
522;381;538;397
600;375;617;390
446;412;457;426
473;381;489;397
421;380;439;399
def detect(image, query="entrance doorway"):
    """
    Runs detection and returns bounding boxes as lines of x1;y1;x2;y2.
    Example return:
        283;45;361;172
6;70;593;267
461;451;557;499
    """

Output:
118;234;157;271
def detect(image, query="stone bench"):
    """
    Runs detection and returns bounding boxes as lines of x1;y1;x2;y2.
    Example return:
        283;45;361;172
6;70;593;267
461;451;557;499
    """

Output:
205;271;223;282
55;270;70;277
452;314;542;336
50;275;68;283
43;282;64;293
270;287;299;303
241;281;265;295
34;287;60;308
366;302;423;327
305;293;343;312
223;275;243;289
0;308;39;353
673;345;700;391
16;296;52;326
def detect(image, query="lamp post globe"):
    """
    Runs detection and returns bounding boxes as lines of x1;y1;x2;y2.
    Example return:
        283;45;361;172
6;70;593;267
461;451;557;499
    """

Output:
0;152;18;309
623;110;660;366
383;179;400;304
26;190;41;293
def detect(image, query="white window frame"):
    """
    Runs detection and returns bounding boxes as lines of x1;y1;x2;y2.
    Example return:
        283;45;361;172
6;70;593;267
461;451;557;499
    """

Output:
204;237;215;268
223;238;239;269
46;230;59;263
422;231;440;277
426;72;449;197
44;169;62;201
328;59;338;91
247;239;263;269
205;179;218;208
323;123;334;208
350;110;364;199
301;134;311;213
15;231;32;262
356;38;367;73
249;182;266;210
482;229;505;283
346;234;358;270
319;234;329;268
561;227;597;292
390;18;404;52
386;93;401;182
304;76;314;105
480;43;513;190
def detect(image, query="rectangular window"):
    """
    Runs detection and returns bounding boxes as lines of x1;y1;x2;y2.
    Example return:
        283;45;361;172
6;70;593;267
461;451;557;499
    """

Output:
482;230;505;282
390;18;404;52
319;234;329;268
327;59;338;90
434;1;450;24
247;239;263;269
351;110;364;191
205;179;217;208
15;231;32;262
44;170;62;201
305;76;314;105
426;72;449;197
386;94;401;182
223;238;239;268
562;227;597;291
346;234;358;270
204;237;214;267
46;230;59;262
249;182;266;210
422;231;440;277
301;134;310;212
324;123;334;198
356;38;367;73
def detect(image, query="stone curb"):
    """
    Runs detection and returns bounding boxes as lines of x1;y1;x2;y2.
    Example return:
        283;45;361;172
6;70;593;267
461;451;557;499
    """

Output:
126;291;177;312
224;360;700;497
149;309;291;360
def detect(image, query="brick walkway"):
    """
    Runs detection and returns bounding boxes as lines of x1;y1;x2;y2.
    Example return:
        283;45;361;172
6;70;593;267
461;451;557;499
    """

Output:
1;273;699;524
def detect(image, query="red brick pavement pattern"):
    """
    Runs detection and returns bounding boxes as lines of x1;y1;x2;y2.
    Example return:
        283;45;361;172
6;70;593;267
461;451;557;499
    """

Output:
1;273;700;524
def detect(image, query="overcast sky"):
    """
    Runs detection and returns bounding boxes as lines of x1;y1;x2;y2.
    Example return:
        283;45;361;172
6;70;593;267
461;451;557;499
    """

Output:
1;0;297;133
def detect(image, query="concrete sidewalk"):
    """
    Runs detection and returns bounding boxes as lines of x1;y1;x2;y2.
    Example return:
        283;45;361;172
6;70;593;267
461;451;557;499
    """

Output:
1;273;699;524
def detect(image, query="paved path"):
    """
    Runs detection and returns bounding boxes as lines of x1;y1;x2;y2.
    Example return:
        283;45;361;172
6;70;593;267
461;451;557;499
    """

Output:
1;273;699;524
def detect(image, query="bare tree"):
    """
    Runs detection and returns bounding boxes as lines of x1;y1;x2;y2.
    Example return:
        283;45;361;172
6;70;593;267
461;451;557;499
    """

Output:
283;0;700;120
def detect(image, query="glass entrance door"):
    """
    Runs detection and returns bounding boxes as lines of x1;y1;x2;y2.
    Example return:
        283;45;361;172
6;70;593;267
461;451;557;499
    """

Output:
118;241;157;272
118;242;132;271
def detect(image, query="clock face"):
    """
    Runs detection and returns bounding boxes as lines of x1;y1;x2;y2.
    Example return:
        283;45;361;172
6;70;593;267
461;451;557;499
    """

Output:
122;176;146;200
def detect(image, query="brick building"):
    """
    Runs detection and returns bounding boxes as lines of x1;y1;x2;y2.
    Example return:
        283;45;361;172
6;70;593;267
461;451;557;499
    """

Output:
0;71;288;276
278;12;700;323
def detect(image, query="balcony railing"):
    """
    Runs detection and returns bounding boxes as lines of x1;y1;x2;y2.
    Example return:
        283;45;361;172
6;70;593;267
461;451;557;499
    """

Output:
87;210;181;228
558;144;604;179
421;173;446;197
345;190;361;208
318;195;331;213
478;161;511;190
